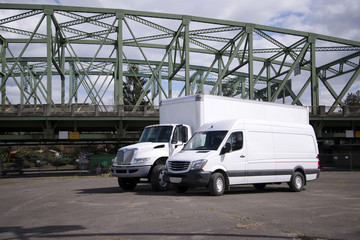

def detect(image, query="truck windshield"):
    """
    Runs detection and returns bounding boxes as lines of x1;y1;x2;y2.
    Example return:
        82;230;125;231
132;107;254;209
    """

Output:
139;126;173;143
183;131;227;151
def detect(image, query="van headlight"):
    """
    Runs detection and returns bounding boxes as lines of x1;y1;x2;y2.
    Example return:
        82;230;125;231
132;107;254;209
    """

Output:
191;159;207;170
133;157;151;164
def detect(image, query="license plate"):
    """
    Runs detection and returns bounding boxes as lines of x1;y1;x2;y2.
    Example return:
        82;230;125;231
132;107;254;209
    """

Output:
170;177;182;183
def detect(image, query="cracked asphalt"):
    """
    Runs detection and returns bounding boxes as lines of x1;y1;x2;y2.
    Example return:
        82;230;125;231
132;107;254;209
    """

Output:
1;171;359;240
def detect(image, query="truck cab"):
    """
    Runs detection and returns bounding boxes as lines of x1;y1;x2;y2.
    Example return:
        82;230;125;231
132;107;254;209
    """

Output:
111;124;191;191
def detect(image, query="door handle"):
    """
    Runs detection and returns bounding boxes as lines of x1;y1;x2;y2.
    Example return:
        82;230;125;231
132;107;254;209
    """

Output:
240;155;245;158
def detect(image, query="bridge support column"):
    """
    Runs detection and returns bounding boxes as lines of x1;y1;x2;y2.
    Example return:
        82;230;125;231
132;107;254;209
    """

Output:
247;25;254;100
43;120;55;139
310;35;319;114
45;8;53;105
115;11;124;106
1;40;6;109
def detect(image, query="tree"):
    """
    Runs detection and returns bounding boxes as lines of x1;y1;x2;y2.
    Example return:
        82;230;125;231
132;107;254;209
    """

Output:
344;90;360;106
123;64;149;106
344;90;360;113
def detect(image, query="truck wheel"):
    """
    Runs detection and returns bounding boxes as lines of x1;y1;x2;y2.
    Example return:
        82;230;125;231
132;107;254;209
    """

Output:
151;165;168;192
173;185;188;194
209;173;225;196
253;183;266;190
118;177;138;190
289;172;304;192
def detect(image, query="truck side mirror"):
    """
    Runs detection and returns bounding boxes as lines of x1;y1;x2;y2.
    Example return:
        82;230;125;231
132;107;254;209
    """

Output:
180;126;188;143
220;143;232;155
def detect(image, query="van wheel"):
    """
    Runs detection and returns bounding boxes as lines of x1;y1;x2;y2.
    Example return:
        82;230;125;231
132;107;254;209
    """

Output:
118;177;138;190
151;164;168;192
289;172;304;192
209;173;225;196
173;185;188;194
253;183;266;190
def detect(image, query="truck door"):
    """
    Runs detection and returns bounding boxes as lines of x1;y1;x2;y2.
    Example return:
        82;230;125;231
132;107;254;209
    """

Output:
220;131;246;185
170;125;188;156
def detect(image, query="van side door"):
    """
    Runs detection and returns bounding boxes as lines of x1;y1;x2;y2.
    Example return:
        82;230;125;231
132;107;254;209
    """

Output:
220;131;246;185
245;129;276;184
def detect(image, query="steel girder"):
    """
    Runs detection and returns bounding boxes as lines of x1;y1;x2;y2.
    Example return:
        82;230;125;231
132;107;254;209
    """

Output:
0;4;360;115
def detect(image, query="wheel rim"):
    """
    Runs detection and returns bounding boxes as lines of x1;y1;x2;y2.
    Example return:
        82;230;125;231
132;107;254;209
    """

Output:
295;175;302;189
216;177;224;192
158;170;167;187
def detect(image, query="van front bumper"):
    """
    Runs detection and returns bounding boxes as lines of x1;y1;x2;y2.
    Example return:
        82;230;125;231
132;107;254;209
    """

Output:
111;165;151;178
164;170;212;187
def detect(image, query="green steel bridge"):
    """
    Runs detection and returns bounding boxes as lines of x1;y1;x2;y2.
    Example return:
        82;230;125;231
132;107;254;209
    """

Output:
0;4;359;148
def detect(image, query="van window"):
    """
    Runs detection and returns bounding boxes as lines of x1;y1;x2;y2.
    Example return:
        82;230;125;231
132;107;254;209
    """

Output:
184;131;227;151
226;132;243;151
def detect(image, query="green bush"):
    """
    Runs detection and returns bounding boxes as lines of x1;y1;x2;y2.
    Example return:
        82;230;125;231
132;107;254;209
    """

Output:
23;162;34;169
50;158;67;167
34;161;47;168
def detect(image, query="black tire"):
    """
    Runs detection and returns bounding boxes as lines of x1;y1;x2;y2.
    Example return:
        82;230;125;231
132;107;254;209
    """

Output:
173;185;188;194
253;183;266;190
118;177;138;190
208;172;225;196
150;164;168;192
289;172;304;192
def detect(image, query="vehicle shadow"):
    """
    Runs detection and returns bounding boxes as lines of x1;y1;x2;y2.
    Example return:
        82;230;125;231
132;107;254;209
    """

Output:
75;183;297;196
0;225;299;239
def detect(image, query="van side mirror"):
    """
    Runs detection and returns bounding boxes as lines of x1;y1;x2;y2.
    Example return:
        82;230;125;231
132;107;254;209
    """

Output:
220;143;232;155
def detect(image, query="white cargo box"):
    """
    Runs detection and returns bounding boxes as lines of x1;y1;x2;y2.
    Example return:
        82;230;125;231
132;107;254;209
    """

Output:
160;94;309;133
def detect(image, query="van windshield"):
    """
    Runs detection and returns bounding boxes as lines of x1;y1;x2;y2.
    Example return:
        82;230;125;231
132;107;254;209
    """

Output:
139;126;173;143
183;131;227;151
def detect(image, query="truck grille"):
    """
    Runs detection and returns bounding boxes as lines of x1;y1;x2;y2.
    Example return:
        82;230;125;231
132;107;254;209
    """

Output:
116;149;135;164
168;161;190;172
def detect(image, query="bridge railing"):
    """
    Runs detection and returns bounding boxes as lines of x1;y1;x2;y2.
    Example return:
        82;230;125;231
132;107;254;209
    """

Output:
0;104;160;117
1;104;359;117
309;105;360;116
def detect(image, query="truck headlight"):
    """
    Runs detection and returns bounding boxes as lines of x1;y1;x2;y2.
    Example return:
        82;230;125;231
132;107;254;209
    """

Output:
133;157;151;164
191;159;207;170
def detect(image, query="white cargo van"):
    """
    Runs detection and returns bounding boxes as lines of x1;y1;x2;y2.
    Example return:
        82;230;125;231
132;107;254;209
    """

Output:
112;94;259;191
164;99;320;196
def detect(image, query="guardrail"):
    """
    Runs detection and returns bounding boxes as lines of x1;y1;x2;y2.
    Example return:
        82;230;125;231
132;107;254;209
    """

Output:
0;104;159;117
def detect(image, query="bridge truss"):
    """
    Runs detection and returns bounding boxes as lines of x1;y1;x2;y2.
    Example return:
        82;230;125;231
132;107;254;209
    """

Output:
0;4;359;146
1;4;359;111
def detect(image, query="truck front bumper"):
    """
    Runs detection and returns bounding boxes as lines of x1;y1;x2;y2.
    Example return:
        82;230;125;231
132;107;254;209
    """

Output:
164;169;212;188
111;165;151;178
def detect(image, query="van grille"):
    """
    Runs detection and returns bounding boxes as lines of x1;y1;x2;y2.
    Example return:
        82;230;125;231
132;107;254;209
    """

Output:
168;161;190;171
116;149;135;164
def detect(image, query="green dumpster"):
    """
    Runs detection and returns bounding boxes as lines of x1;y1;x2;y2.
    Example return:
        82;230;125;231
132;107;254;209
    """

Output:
89;154;116;169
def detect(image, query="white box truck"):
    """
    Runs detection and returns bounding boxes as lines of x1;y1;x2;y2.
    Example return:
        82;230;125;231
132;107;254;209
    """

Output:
164;96;320;196
112;94;249;191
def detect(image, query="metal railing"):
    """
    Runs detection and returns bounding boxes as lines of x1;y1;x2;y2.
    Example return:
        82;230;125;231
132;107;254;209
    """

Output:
309;105;360;116
1;104;359;117
0;104;160;117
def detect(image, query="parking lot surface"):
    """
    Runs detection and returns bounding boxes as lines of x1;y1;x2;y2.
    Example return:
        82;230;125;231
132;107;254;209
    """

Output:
1;171;359;240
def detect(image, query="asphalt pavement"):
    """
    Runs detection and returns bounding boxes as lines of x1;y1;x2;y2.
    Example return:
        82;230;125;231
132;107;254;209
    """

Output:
0;171;359;240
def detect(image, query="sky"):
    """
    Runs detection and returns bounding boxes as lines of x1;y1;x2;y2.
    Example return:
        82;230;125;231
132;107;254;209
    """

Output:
0;0;359;106
1;0;359;41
